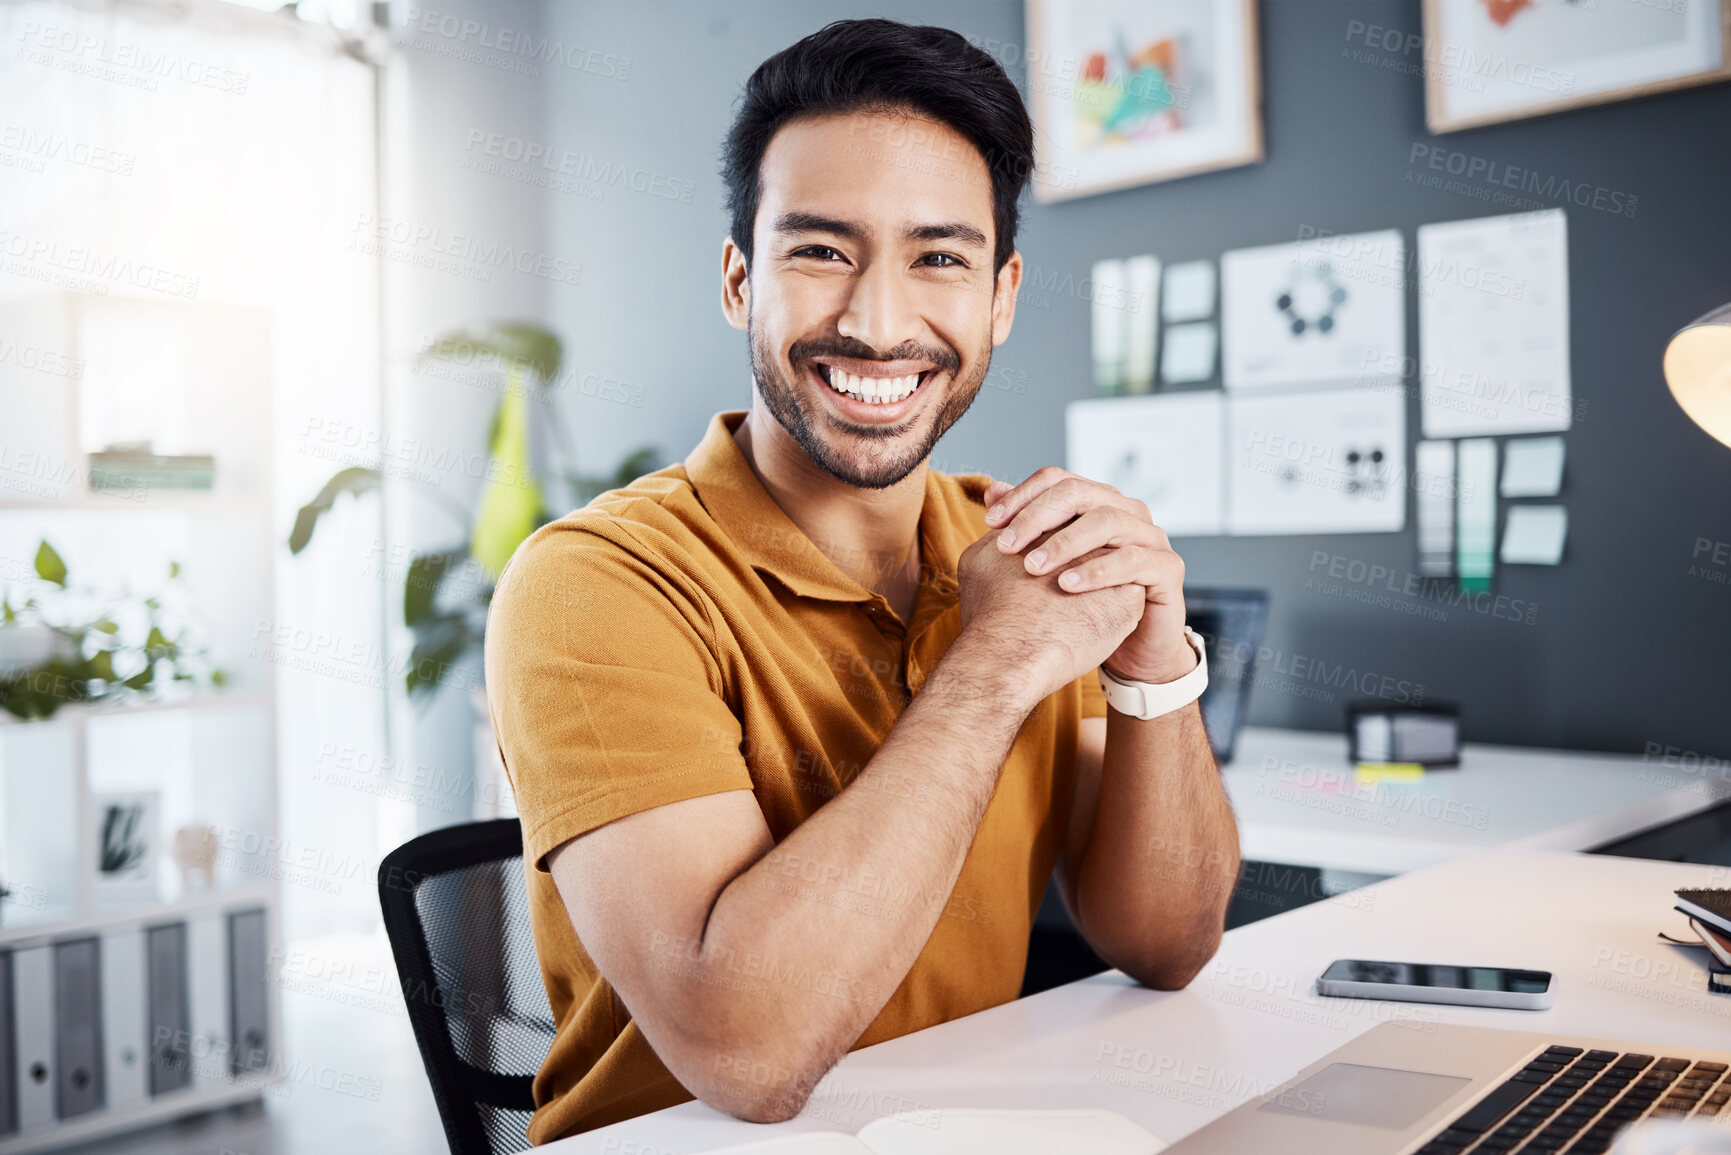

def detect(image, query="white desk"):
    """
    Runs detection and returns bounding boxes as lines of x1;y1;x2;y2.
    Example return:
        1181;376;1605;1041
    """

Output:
1224;727;1731;878
542;851;1730;1153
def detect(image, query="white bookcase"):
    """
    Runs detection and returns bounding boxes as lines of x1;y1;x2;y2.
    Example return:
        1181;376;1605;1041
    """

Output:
0;292;282;1152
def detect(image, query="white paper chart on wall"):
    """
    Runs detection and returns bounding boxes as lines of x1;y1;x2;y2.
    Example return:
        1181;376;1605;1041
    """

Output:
1222;229;1406;392
1066;392;1225;537
1418;209;1572;438
1226;388;1407;535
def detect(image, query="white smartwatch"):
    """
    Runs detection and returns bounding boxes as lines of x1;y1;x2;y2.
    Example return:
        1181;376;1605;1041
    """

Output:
1097;626;1209;721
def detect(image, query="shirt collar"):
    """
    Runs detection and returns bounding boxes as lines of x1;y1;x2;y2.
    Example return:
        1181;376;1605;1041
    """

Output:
684;410;976;605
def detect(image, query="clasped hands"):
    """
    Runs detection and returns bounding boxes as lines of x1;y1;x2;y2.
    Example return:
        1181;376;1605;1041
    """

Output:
981;467;1196;687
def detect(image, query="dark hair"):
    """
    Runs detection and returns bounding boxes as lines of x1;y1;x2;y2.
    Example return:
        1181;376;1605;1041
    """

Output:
722;18;1034;274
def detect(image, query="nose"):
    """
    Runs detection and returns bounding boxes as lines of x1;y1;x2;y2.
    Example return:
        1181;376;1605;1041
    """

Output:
835;257;919;355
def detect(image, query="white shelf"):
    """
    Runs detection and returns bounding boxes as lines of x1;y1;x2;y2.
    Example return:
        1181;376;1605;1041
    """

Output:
0;292;282;1151
0;1073;276;1155
0;881;273;947
0;689;271;727
0;493;269;514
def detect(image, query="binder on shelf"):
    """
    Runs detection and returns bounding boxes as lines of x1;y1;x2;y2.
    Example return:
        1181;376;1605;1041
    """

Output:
228;908;270;1076
13;945;54;1128
0;951;15;1136
187;911;230;1086
146;923;191;1096
53;937;104;1118
101;928;149;1107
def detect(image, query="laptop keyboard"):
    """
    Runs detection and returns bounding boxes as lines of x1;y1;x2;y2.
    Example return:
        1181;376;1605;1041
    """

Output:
1415;1046;1731;1155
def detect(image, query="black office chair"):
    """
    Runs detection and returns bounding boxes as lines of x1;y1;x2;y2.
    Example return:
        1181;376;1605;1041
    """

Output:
378;818;557;1155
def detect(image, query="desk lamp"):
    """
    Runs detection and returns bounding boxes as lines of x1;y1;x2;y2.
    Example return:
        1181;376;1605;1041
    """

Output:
1664;302;1731;448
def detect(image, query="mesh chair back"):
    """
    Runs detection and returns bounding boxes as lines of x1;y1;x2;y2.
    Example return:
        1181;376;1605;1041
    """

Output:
379;819;557;1155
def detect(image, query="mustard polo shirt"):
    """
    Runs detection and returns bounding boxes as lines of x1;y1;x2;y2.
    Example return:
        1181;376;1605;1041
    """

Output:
484;409;1109;1142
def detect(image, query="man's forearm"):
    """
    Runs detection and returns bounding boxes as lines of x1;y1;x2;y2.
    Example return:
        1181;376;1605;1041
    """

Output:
678;632;1040;1117
1072;701;1241;989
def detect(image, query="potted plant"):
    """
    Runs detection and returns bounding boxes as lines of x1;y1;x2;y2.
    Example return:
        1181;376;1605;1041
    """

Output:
289;322;657;698
0;541;225;721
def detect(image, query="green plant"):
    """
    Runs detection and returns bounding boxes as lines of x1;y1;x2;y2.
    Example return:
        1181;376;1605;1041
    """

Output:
0;541;226;721
290;322;657;698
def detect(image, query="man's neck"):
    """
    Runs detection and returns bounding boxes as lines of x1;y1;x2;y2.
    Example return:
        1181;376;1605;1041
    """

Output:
732;403;925;613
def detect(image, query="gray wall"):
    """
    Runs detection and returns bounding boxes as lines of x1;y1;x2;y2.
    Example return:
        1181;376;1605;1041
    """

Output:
541;0;1731;757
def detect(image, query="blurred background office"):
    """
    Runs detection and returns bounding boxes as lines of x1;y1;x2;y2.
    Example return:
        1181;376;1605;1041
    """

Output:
0;0;1728;1153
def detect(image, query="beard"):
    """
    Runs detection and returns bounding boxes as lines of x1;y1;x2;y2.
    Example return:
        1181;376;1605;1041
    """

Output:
747;316;988;490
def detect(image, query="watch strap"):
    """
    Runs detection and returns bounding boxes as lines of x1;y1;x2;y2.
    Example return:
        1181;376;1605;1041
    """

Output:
1097;626;1209;721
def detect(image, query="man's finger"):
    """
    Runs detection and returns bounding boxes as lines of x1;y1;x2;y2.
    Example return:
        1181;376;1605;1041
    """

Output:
1058;542;1182;594
1024;506;1150;576
998;475;1139;554
983;465;1070;528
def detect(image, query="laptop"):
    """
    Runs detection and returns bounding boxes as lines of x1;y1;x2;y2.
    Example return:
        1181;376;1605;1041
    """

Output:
1183;587;1268;765
1165;1021;1731;1154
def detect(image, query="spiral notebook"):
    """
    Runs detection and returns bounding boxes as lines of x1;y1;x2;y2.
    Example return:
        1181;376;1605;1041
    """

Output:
1675;888;1731;937
1674;888;1731;995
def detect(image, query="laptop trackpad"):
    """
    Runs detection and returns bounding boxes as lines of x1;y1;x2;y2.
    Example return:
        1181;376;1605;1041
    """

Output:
1257;1063;1471;1130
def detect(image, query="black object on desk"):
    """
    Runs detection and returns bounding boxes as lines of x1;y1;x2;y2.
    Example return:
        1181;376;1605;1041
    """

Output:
1346;700;1462;767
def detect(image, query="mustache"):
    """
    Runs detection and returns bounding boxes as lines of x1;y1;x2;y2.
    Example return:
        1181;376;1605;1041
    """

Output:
788;335;961;373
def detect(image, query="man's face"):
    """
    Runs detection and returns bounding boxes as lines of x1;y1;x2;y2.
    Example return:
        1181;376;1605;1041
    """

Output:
723;110;1021;489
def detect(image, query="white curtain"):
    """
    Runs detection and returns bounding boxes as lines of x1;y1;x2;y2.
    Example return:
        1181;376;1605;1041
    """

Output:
0;0;390;940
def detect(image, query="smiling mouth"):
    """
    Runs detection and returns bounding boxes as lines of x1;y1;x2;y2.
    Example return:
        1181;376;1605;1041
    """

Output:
813;363;933;406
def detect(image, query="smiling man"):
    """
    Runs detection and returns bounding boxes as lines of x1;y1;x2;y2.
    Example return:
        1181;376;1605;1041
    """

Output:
485;18;1240;1143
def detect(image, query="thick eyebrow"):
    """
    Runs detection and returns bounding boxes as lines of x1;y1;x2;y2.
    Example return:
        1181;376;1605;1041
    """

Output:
772;212;988;251
905;221;988;249
773;211;865;241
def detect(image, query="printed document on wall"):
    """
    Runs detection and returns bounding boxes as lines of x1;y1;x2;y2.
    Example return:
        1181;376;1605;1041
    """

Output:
1419;209;1571;437
1226;388;1406;535
1067;393;1224;536
1222;229;1406;392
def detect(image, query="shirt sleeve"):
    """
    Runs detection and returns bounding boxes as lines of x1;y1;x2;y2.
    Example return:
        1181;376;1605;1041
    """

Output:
484;521;754;871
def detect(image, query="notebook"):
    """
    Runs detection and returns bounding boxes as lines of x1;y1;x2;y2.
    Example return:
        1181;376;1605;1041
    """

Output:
1676;889;1731;938
700;1108;1166;1154
1675;889;1731;996
1690;918;1731;969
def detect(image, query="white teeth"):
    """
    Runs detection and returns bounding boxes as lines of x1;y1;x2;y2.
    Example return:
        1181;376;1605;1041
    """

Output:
823;368;922;404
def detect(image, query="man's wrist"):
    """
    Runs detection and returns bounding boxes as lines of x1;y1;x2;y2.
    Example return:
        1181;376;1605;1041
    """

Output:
1103;636;1200;686
933;630;1050;717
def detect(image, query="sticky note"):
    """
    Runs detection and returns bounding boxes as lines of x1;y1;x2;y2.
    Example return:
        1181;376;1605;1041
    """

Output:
1161;322;1218;385
1163;260;1216;322
1356;763;1428;783
1501;505;1568;565
1500;436;1565;498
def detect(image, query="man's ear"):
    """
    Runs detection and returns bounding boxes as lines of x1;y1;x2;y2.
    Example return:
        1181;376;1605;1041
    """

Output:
990;250;1023;347
721;237;750;332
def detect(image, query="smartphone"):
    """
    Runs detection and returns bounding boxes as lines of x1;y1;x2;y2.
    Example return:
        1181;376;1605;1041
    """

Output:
1317;959;1554;1010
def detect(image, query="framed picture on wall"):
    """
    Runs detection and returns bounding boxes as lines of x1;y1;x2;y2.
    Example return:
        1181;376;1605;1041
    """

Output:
1026;0;1263;203
1424;0;1731;132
